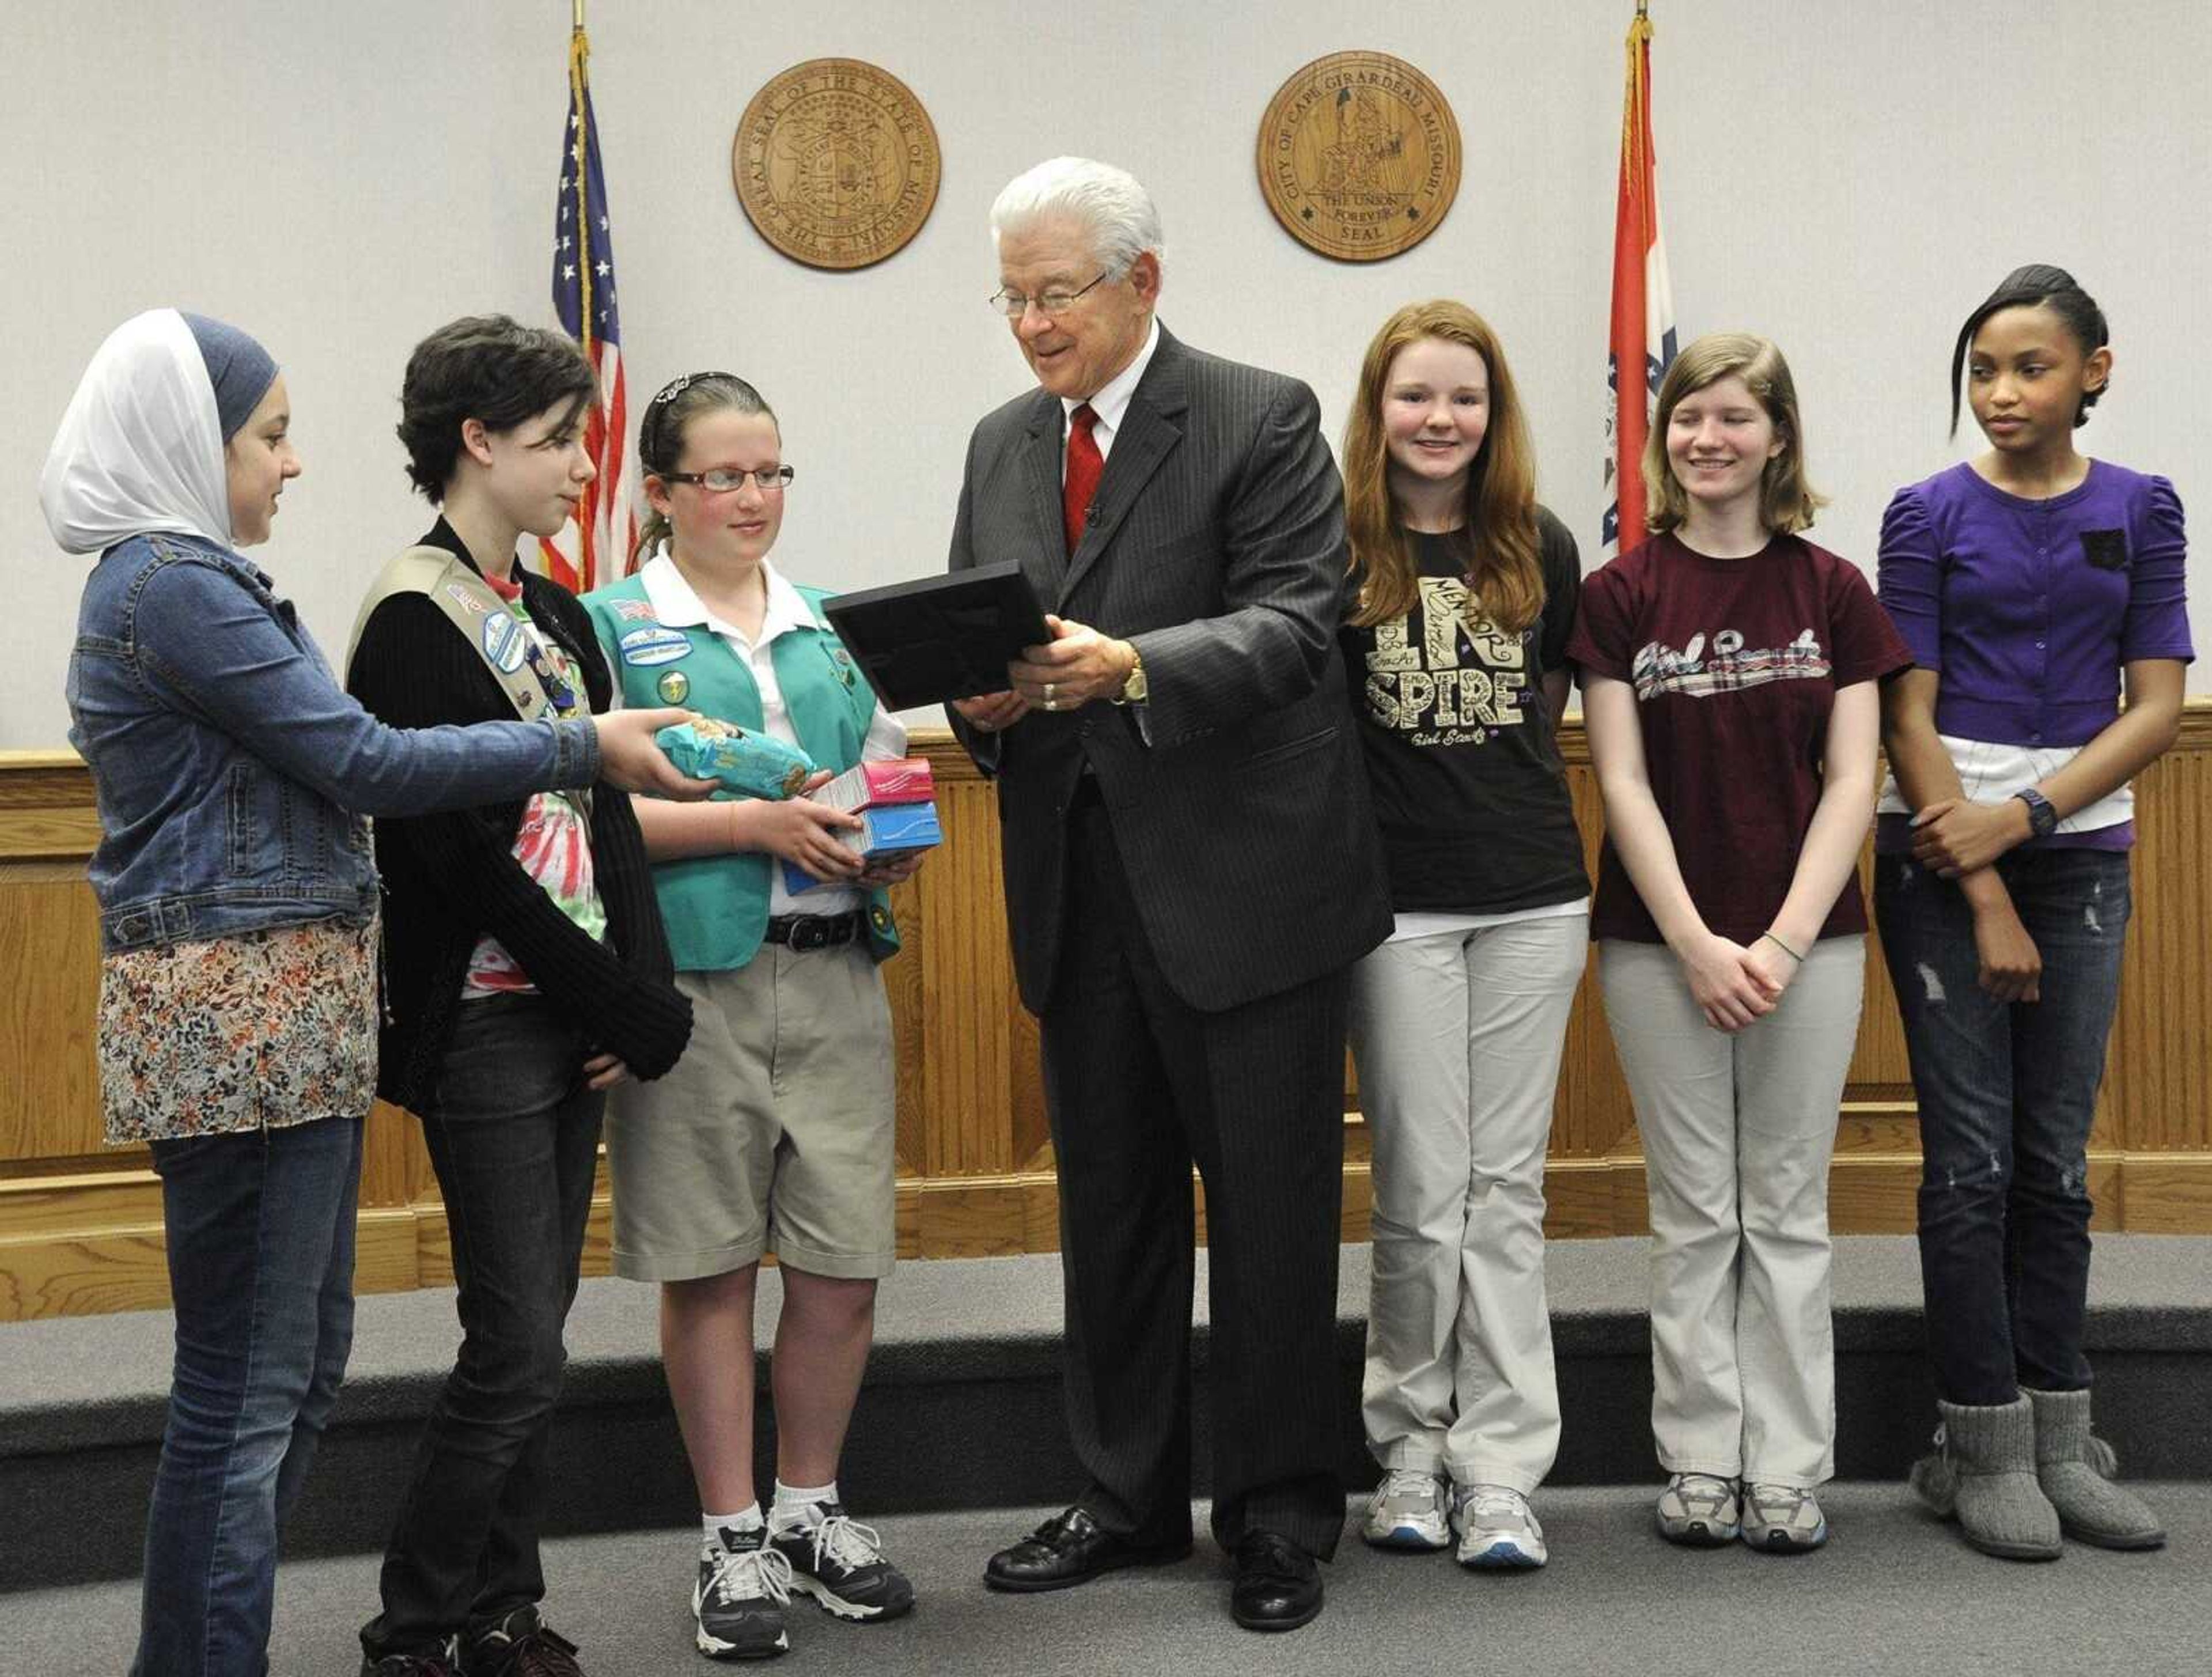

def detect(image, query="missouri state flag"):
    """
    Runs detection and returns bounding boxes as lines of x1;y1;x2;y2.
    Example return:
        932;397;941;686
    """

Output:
1603;3;1677;555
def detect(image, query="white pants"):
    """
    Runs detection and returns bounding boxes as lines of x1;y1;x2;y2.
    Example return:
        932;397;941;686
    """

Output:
1599;936;1863;1488
1349;914;1587;1494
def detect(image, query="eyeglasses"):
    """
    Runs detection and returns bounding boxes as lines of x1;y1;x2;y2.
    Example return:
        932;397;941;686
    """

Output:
658;465;796;493
988;270;1113;320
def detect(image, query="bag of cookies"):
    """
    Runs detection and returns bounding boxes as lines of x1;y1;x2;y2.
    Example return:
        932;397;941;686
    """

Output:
655;717;813;800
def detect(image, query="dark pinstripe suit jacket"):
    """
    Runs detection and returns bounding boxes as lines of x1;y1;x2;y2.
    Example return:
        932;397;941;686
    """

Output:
948;325;1391;1014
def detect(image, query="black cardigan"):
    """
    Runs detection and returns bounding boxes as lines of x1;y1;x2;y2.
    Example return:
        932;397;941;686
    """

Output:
346;523;691;1110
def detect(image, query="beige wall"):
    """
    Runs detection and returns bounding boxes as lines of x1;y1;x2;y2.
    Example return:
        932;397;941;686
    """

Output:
5;0;2208;751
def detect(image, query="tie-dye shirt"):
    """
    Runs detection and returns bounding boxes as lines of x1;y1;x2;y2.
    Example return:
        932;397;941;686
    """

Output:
462;582;607;997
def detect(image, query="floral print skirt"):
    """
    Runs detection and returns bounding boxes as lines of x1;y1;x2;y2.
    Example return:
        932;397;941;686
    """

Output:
99;914;380;1145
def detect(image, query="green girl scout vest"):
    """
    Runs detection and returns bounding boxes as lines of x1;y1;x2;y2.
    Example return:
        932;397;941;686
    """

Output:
581;571;899;972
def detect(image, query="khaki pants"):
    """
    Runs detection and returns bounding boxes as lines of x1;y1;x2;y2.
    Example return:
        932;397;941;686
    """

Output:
1350;914;1587;1494
1600;936;1862;1487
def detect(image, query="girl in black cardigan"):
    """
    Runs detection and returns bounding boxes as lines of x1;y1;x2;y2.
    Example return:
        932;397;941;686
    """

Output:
346;316;692;1677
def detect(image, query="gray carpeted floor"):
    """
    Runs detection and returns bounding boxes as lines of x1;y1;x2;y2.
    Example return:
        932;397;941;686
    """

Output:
6;1485;2202;1676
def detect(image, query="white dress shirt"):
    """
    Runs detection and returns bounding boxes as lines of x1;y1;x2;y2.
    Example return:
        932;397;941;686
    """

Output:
1062;316;1162;470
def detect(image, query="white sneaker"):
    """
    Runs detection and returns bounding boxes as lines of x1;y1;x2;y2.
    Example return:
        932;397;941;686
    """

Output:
1451;1483;1547;1569
1741;1482;1829;1553
1655;1473;1741;1546
1362;1467;1450;1550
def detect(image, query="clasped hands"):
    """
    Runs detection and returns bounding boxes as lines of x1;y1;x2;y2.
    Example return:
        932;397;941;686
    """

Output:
1908;795;2033;877
952;615;1137;733
1908;796;2044;1000
1677;930;1798;1035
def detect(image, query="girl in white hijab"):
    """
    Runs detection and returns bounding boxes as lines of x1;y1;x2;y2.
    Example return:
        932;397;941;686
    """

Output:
45;310;701;1676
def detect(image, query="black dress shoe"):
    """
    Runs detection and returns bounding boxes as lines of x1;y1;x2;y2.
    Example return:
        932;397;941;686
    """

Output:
1230;1531;1323;1631
984;1506;1192;1592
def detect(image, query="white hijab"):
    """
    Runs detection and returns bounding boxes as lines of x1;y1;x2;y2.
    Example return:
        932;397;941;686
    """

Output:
41;309;235;555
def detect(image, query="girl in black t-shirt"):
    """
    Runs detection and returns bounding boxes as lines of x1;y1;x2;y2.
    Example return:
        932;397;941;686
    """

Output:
1339;300;1589;1572
1569;332;1909;1557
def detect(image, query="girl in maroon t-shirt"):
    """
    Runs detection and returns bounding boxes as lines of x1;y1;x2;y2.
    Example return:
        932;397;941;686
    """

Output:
1569;333;1910;1555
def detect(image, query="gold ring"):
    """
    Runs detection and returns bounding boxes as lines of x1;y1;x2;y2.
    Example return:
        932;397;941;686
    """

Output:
1043;682;1057;703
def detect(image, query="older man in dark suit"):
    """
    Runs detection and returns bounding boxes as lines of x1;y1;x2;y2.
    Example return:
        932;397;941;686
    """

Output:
948;156;1390;1631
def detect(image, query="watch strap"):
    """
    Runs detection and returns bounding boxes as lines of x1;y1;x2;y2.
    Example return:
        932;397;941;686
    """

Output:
2013;788;2059;838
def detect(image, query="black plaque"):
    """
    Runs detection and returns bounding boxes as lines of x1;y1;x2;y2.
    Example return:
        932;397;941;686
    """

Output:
823;562;1051;710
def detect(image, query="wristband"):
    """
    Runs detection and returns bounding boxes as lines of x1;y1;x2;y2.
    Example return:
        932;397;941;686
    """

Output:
1760;930;1806;963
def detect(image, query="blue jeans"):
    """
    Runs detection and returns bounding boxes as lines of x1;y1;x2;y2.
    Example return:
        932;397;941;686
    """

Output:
133;1114;362;1677
1874;849;2131;1406
361;994;604;1660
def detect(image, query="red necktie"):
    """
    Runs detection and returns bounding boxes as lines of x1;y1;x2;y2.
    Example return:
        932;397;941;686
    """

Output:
1063;403;1103;555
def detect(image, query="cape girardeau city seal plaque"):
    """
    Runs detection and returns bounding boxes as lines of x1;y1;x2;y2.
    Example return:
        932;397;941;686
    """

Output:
733;58;941;271
1257;51;1460;262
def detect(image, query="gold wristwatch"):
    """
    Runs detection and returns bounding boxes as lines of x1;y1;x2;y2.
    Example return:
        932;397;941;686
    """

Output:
1113;643;1147;705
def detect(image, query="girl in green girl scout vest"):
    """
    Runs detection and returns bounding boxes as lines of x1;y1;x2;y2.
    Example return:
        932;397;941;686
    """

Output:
582;372;921;1660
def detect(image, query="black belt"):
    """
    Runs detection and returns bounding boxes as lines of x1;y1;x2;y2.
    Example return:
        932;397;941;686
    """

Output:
763;910;866;952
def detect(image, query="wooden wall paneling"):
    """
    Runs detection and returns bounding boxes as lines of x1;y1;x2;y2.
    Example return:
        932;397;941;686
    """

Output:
914;763;1018;1178
0;1171;168;1318
880;873;926;1179
1010;1007;1051;1173
5;711;2211;1319
0;754;104;861
2111;729;2210;1153
0;866;104;1165
1849;853;1916;1096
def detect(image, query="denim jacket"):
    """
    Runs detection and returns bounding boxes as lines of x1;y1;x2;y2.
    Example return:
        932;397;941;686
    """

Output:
68;532;600;952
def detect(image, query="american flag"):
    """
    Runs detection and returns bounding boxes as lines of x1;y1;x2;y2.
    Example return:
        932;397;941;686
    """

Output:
537;23;637;593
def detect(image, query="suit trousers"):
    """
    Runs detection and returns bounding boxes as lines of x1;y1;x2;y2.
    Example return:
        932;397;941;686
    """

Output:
1349;915;1586;1496
1600;936;1862;1488
1040;789;1352;1559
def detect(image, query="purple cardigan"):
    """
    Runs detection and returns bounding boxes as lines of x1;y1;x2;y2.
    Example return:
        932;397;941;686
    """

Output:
1877;460;2192;745
1876;459;2193;851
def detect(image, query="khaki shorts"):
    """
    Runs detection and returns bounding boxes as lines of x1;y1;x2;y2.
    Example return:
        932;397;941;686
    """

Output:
605;942;895;1282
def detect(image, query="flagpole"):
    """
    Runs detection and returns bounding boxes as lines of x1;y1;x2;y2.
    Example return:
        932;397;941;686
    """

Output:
569;0;596;584
570;32;594;368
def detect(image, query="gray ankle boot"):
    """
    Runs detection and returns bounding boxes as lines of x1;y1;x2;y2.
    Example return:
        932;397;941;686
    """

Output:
1908;1396;2062;1561
2023;1385;2166;1550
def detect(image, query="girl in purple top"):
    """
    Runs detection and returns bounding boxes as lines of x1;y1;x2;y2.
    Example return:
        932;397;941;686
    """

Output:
1878;264;2192;1562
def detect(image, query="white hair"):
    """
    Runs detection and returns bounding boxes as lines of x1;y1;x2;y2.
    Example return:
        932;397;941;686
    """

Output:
989;156;1165;273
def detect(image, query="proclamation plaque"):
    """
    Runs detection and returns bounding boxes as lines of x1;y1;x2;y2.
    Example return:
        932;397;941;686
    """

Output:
1256;51;1460;262
733;58;941;270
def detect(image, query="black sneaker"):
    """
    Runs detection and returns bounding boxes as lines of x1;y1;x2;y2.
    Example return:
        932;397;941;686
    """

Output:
361;1647;459;1677
767;1502;915;1623
464;1606;584;1676
695;1524;794;1660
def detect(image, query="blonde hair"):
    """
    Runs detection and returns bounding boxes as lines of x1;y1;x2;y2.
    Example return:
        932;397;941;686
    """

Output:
1642;332;1827;536
1343;300;1543;634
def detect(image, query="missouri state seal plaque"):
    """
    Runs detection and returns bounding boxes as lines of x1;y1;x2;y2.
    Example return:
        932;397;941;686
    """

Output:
733;58;941;271
1257;51;1460;262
